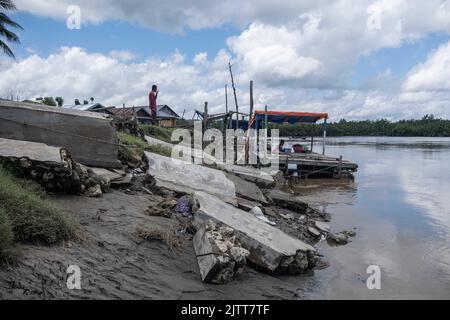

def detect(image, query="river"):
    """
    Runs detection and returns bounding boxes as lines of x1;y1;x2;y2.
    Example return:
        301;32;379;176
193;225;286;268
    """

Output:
288;137;450;299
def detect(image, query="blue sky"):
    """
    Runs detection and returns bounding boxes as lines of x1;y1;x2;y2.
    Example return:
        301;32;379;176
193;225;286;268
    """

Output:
11;12;240;62
2;0;450;120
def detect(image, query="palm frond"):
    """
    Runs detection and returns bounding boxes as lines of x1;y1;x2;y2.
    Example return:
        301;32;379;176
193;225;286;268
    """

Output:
0;26;20;43
0;12;23;29
0;39;14;58
0;0;16;11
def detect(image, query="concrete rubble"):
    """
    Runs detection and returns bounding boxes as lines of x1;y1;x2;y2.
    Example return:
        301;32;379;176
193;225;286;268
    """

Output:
219;164;276;188
0;137;109;197
192;191;317;274
144;151;236;204
0;100;120;168
266;189;309;212
193;220;249;284
225;173;267;204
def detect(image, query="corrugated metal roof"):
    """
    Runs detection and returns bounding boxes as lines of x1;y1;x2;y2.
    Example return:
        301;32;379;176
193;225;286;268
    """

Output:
112;105;180;119
62;103;105;111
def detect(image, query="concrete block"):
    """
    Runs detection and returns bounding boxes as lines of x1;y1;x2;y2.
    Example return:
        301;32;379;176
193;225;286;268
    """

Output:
0;100;120;168
145;151;236;204
193;191;317;274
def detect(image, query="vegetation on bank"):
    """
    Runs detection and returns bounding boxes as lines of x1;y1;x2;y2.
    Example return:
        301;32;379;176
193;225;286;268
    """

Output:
118;131;172;162
139;125;174;143
270;115;450;137
0;166;79;259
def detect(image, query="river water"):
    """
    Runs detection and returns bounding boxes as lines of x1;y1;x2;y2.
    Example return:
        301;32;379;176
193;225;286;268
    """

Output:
289;137;450;299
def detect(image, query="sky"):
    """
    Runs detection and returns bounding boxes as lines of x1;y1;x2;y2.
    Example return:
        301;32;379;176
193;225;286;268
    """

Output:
1;0;450;120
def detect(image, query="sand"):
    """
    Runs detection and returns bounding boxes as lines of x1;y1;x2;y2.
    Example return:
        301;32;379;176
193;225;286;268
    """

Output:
0;190;319;300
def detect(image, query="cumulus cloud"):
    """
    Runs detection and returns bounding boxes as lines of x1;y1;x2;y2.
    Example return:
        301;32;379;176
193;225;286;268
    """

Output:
403;40;450;92
109;50;137;62
5;0;450;120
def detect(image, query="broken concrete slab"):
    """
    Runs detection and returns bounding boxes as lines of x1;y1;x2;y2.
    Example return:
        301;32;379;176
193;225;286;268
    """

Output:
145;151;236;204
226;173;267;204
0;137;108;196
315;221;330;233
0;137;68;165
193;191;317;274
236;197;261;212
87;167;123;183
0;100;120;168
266;189;309;212
193;221;249;284
218;164;275;188
308;227;321;238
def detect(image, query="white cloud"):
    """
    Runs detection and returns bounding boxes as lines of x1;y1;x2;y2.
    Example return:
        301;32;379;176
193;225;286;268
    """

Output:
5;0;450;120
193;52;208;65
403;40;450;92
109;50;136;62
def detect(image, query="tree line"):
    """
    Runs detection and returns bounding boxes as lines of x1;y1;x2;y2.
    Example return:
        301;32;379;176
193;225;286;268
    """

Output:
269;115;450;137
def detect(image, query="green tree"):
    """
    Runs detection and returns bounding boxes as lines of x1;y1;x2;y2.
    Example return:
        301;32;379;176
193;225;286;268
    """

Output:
55;96;64;107
42;97;56;106
74;99;80;105
90;97;94;103
83;100;88;105
0;0;23;59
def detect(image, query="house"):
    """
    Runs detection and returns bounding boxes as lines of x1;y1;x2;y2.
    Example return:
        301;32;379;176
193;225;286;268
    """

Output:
111;105;180;127
157;105;181;128
61;103;115;115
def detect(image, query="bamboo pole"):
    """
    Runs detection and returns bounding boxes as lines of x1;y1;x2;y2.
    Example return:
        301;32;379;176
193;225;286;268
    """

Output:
228;62;239;130
249;80;254;120
322;119;327;155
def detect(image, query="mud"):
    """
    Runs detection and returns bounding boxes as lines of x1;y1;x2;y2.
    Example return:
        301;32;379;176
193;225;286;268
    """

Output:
0;190;325;300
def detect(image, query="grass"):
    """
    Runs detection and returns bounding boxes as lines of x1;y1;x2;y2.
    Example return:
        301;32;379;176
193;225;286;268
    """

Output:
118;131;172;159
0;166;79;258
139;124;174;143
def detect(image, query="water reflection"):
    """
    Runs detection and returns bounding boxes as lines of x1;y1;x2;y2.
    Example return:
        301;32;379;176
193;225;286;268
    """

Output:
292;137;450;299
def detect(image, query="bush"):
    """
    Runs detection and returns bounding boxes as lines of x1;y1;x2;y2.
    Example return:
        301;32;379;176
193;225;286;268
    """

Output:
0;166;78;245
0;208;14;258
140;125;174;142
118;131;172;159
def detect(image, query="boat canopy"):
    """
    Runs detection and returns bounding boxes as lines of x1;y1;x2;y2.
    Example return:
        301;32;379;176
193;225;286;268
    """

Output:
249;110;328;128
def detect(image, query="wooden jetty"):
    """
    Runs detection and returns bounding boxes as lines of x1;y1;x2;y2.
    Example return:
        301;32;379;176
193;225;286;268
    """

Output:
278;152;358;178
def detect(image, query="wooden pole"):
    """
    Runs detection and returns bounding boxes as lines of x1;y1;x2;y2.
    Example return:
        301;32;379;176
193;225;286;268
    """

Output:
264;105;268;130
249;80;254;120
322;119;327;155
225;84;228;114
228;62;239;130
203;101;208;134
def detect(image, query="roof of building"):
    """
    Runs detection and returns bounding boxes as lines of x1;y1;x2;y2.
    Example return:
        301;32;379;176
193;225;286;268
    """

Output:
112;105;180;119
61;103;108;111
250;110;329;128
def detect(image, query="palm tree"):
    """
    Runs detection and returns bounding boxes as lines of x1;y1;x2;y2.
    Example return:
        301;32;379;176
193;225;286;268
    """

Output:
0;0;23;59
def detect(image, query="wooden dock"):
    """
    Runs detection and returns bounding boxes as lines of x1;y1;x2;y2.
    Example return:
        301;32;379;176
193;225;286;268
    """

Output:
278;152;358;178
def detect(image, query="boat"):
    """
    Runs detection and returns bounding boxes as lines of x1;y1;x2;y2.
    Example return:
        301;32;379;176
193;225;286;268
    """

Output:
248;110;358;178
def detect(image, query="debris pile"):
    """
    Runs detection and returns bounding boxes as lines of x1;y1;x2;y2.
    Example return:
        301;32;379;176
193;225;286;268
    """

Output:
0;100;120;168
0;137;108;197
192;191;317;274
193;220;249;284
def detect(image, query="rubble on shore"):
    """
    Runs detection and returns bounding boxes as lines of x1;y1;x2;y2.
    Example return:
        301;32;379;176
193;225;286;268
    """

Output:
0;137;109;197
193;220;249;284
192;191;317;274
0;100;120;168
144;151;236;204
